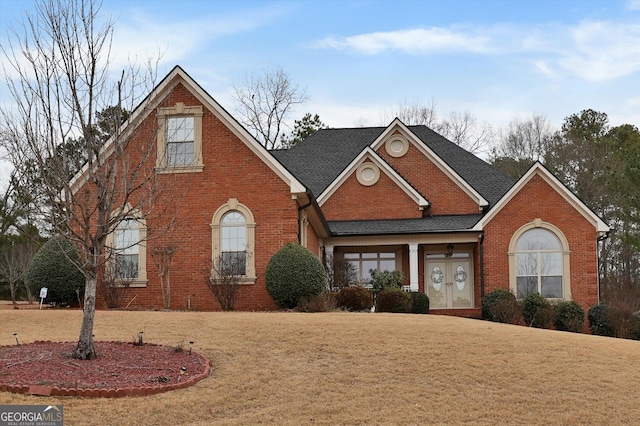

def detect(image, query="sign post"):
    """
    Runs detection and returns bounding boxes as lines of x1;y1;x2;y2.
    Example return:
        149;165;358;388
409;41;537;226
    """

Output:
39;287;48;310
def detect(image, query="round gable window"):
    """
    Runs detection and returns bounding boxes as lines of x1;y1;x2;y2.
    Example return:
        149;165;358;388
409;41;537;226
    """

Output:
356;163;380;186
385;135;409;158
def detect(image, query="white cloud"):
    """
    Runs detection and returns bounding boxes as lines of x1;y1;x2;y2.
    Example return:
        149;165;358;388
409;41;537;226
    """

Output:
314;21;640;83
557;21;640;81
314;27;491;55
626;0;640;10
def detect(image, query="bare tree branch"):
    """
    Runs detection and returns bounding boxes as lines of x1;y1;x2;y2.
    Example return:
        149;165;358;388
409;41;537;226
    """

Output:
233;68;308;149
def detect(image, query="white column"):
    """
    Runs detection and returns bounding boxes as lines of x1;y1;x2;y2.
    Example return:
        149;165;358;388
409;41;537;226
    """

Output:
409;243;419;291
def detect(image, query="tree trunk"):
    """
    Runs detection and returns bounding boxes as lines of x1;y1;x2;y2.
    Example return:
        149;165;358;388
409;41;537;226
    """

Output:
73;275;97;360
9;281;18;309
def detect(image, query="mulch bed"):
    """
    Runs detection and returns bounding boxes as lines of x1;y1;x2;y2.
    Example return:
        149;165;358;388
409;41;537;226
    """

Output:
0;341;210;398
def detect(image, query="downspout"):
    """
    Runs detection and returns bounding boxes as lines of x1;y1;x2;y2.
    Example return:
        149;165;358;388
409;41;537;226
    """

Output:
297;200;313;244
479;233;485;299
596;232;608;305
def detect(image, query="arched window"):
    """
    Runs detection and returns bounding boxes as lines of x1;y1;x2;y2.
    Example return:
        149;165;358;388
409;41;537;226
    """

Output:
509;221;570;300
211;199;256;283
221;211;247;275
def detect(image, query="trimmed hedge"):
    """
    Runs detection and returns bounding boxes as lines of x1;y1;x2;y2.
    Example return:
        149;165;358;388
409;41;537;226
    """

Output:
265;243;326;309
27;236;85;306
554;301;585;332
523;293;555;328
336;286;373;311
481;288;520;324
410;292;430;314
376;288;412;313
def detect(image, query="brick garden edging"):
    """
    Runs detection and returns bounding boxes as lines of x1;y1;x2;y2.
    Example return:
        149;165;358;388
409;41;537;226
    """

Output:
0;341;211;398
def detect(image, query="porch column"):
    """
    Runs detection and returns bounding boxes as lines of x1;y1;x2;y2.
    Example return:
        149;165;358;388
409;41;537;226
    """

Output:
409;243;419;291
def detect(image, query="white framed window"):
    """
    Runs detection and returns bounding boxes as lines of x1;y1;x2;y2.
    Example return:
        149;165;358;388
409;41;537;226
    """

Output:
106;206;147;287
166;116;195;166
509;220;570;300
114;218;140;279
156;103;203;173
211;199;256;284
344;251;397;284
221;211;247;276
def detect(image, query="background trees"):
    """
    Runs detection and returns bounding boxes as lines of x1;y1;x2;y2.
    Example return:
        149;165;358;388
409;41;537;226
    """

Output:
381;100;493;154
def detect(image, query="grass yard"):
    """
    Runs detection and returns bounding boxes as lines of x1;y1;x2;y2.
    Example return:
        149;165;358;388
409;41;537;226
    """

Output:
1;309;639;425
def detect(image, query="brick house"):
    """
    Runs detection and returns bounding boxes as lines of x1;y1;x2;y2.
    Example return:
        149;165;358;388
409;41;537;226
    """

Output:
85;66;609;316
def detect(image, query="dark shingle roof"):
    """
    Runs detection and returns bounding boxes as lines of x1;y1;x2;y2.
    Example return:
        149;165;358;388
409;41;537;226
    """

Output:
328;215;483;236
271;125;515;208
271;127;383;197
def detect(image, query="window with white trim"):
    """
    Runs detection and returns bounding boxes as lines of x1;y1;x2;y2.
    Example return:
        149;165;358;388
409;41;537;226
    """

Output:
513;227;566;299
344;252;397;284
166;116;195;166
106;208;148;286
221;211;247;276
211;199;256;283
114;218;140;279
156;103;203;173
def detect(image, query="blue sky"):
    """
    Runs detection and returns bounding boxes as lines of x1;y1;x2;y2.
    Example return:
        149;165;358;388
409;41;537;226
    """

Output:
1;0;639;161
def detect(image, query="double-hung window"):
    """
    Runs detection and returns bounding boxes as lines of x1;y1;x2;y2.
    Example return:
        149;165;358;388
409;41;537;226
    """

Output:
114;218;140;280
156;103;203;173
166;116;195;166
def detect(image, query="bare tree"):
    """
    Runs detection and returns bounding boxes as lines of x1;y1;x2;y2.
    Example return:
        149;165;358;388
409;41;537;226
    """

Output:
207;251;250;311
381;99;439;128
0;240;36;308
0;0;180;359
324;253;357;292
439;110;493;154
490;115;555;178
99;255;136;309
152;246;176;310
233;68;308;149
379;101;492;154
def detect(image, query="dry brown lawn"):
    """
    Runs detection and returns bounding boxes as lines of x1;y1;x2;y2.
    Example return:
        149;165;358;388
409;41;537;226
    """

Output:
1;309;639;425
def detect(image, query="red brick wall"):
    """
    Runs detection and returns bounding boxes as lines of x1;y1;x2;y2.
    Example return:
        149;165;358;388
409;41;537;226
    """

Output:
376;144;480;215
482;174;599;311
96;81;301;311
321;163;423;221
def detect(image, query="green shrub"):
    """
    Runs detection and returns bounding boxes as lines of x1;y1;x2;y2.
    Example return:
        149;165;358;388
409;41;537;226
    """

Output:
336;286;373;311
588;304;615;336
27;236;85;307
523;293;555;328
376;288;412;313
369;269;404;294
265;242;326;309
410;292;429;314
481;288;520;324
554;301;585;332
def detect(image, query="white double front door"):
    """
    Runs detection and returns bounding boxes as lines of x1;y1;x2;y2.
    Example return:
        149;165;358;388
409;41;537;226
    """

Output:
426;254;474;309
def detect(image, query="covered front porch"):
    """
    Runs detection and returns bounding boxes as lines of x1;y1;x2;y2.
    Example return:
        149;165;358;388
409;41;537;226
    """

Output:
324;219;484;317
